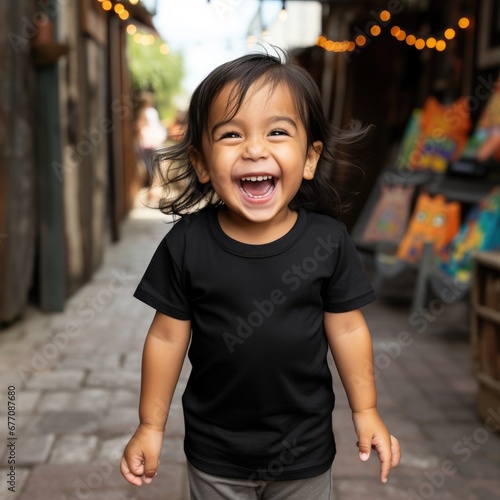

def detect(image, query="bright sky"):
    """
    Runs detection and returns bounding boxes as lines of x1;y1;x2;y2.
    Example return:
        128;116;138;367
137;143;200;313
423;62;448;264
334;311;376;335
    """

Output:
142;0;284;98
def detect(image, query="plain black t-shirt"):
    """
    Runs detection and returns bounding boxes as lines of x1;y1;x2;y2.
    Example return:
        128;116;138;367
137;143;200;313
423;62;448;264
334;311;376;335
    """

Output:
134;207;375;480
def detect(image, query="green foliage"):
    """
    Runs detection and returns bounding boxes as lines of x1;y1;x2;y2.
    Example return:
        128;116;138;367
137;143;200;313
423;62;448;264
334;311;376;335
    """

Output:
127;33;185;120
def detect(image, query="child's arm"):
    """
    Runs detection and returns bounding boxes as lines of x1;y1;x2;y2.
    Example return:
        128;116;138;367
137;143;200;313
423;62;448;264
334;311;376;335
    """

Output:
121;311;191;486
324;309;400;483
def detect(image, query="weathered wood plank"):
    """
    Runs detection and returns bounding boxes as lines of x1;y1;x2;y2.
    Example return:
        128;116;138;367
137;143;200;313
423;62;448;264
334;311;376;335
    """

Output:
86;37;108;272
58;0;85;296
0;0;37;323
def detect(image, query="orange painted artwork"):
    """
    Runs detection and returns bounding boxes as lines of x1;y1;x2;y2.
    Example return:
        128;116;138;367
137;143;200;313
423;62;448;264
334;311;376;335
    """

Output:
396;193;461;263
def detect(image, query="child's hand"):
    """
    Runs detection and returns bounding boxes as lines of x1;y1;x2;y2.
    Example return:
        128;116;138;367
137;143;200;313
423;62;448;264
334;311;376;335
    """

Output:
120;424;164;486
352;408;401;483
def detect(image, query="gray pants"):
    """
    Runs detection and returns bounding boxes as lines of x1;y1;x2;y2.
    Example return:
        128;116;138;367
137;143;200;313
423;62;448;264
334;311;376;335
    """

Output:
187;461;332;500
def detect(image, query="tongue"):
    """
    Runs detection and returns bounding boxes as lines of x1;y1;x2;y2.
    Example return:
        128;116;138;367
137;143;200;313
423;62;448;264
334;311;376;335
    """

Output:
241;179;273;196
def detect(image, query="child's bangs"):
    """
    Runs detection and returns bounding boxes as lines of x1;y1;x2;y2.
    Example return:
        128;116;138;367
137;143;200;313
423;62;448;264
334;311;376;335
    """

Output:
210;65;310;136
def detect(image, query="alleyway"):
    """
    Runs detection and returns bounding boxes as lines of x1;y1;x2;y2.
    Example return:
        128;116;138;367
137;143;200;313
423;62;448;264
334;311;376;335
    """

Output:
1;198;500;500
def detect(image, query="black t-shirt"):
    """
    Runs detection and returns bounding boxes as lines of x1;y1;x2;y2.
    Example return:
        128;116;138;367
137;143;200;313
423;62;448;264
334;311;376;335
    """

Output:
134;207;375;480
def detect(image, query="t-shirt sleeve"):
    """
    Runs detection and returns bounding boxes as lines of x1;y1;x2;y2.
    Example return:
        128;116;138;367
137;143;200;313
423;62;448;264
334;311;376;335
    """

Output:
322;227;375;313
134;236;191;320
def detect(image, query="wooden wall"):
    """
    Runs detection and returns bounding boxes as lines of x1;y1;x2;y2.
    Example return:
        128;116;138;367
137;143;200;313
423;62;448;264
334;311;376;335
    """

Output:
57;0;109;295
0;0;141;324
0;0;37;323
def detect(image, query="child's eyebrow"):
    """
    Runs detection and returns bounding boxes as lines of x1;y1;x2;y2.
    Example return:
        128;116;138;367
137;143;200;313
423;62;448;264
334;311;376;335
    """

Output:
268;116;299;129
211;116;298;137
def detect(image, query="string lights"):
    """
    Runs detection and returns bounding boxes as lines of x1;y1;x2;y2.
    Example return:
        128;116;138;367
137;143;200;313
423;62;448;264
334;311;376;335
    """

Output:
317;11;471;54
97;0;131;21
97;0;170;56
126;25;171;55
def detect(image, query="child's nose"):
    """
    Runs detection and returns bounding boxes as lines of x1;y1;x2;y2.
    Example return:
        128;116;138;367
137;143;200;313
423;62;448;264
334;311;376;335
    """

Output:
243;136;268;160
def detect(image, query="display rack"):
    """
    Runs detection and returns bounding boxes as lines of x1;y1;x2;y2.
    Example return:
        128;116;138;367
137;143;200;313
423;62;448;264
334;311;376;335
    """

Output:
471;250;500;425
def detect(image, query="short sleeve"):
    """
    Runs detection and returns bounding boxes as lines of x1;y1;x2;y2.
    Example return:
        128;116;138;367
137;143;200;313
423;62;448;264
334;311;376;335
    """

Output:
134;238;191;320
322;228;375;312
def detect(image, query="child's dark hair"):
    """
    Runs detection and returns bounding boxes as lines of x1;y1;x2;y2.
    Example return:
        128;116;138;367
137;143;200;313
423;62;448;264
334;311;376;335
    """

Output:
154;51;368;218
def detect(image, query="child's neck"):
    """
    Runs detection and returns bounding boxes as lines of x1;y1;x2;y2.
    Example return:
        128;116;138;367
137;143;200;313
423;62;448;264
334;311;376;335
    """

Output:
217;207;298;245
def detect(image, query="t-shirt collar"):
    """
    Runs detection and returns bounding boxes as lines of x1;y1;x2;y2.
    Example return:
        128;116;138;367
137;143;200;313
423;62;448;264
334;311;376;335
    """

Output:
207;207;309;258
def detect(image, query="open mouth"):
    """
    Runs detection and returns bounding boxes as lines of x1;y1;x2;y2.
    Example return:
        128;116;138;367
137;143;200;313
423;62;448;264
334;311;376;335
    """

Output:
239;175;276;199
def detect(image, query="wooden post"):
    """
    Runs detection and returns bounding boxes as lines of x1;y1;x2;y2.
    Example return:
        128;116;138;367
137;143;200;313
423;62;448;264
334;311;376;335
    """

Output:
35;6;66;312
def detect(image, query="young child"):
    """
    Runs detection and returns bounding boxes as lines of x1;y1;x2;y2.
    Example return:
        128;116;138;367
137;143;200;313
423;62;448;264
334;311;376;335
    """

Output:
121;52;400;499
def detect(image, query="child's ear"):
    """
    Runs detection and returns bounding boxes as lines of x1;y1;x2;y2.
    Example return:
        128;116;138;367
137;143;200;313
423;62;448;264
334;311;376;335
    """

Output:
303;141;323;180
189;146;210;184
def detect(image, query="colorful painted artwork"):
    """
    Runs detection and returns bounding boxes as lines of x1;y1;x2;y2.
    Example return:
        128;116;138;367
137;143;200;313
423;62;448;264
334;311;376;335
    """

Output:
361;184;415;245
394;110;422;173
438;187;500;283
396;193;461;263
409;96;471;173
462;79;500;162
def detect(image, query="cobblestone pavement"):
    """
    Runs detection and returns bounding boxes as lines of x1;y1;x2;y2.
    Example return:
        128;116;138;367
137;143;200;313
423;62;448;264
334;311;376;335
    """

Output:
0;201;499;500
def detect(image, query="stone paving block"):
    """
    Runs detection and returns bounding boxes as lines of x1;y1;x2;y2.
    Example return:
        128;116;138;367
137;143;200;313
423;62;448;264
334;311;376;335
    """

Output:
123;351;142;371
73;388;113;413
424;387;465;407
0;346;36;375
373;389;400;412
452;448;500;478
25;369;86;390
31;410;101;435
161;437;186;463
440;404;478;423
37;391;74;412
21;327;60;347
97;435;132;464
0;373;30;393
467;479;500;500
404;403;447;424
381;414;427;441
17;390;41;414
86;369;141;389
49;434;99;464
0;467;30;500
426;422;500;460
112;388;139;407
449;375;477;395
398;440;442;469
101;407;140;437
59;338;99;356
59;353;121;371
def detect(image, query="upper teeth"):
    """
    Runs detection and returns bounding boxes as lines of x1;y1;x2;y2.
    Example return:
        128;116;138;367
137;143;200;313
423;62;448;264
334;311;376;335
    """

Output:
241;175;273;182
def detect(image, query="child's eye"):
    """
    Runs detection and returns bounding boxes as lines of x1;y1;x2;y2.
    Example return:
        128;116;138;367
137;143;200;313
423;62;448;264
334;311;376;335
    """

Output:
219;131;241;140
269;129;290;137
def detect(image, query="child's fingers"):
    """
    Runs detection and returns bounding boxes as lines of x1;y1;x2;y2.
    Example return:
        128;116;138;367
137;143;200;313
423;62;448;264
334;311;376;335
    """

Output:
356;433;373;462
375;434;400;483
142;455;160;484
390;434;401;467
120;455;145;486
378;440;392;483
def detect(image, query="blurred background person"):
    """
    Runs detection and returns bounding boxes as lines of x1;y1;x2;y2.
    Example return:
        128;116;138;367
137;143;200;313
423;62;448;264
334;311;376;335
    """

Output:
135;91;167;185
